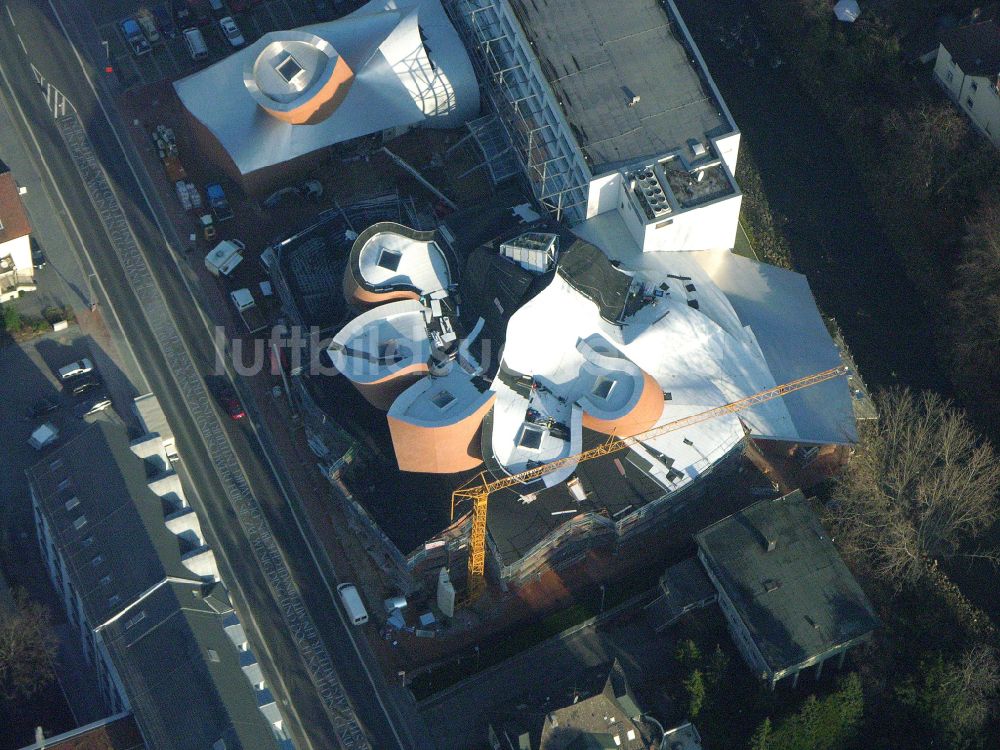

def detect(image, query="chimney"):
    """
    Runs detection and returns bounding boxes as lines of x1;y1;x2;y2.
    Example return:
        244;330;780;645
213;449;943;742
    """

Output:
35;727;45;748
547;713;558;728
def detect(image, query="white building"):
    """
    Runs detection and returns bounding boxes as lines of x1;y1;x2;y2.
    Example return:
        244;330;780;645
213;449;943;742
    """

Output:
175;0;479;192
0;160;35;303
933;15;1000;147
448;0;742;252
28;422;289;750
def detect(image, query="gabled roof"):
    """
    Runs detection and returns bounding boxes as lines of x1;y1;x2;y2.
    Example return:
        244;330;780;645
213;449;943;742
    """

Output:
0;161;31;245
940;18;1000;75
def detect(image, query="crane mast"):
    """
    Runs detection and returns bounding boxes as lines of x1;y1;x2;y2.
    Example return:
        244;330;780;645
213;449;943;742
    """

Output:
451;365;849;604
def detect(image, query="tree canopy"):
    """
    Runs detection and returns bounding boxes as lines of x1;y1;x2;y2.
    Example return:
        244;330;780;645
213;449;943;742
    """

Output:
826;389;1000;586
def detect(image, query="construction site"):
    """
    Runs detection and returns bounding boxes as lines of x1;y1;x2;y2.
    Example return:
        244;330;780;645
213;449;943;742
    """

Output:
148;0;872;619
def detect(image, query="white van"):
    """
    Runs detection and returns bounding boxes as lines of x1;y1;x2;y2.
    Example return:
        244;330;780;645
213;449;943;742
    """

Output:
337;583;368;625
183;27;208;61
58;358;94;380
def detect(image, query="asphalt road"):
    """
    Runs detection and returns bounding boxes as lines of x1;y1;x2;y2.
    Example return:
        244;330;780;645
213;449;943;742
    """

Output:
0;1;428;747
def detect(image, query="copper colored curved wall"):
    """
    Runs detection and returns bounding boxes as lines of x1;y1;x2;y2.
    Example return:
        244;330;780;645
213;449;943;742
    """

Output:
388;395;495;473
342;266;420;309
352;363;429;410
582;370;664;438
261;56;355;125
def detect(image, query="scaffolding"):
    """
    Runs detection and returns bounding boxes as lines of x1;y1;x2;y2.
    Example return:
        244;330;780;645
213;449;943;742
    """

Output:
447;0;592;222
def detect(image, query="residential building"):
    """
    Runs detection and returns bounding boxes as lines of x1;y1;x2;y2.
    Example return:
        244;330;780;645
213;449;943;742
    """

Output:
174;0;478;193
487;660;655;750
694;491;880;689
0;159;35;303
15;713;145;750
27;421;288;750
448;0;742;251
933;14;1000;146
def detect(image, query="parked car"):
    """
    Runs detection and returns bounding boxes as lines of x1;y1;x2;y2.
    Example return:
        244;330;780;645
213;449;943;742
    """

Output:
76;396;113;418
70;377;102;397
119;17;152;56
153;3;176;38
31;244;46;269
183;26;209;60
58;358;94;381
26;397;59;419
135;8;161;43
212;379;246;420
218;16;244;46
208;0;225;11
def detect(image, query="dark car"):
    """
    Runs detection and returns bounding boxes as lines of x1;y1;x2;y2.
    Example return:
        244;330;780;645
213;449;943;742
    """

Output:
31;241;46;269
213;380;246;420
26;397;59;419
70;377;102;397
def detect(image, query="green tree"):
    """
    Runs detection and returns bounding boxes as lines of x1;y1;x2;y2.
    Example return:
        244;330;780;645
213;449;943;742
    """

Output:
896;647;999;749
748;717;772;750
764;673;863;750
683;668;706;718
1;303;19;334
705;644;731;688
675;639;701;671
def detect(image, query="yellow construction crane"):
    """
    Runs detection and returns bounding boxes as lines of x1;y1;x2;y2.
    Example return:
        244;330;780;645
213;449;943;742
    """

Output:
451;365;849;604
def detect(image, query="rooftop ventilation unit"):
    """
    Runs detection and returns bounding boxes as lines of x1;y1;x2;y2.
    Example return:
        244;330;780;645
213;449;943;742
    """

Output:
628;167;671;219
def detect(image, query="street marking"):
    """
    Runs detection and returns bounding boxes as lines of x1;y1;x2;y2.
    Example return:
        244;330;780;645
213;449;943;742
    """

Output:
5;5;15;26
16;32;25;53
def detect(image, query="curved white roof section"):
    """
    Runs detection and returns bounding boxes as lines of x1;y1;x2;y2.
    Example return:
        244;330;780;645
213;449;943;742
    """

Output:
174;0;478;176
358;229;450;296
489;259;798;488
243;31;341;109
328;299;430;384
389;363;492;428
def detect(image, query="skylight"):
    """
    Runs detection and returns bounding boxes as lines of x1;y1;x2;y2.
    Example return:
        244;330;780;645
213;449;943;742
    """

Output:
431;390;456;409
377;248;402;272
518;424;544;450
591;376;615;400
275;53;304;84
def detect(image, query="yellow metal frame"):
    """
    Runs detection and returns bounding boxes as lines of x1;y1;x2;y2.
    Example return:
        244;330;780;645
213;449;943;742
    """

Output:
451;365;849;604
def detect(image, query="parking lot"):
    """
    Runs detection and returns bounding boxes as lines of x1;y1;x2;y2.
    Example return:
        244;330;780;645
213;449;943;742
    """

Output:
89;0;332;92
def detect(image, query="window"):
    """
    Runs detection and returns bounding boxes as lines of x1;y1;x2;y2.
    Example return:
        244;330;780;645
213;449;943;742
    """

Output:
971;80;979;92
108;594;121;608
49;459;64;472
124;610;146;630
91;555;104;568
207;649;220;663
946;69;954;83
967;97;975;109
100;575;112;586
64;497;80;512
73;515;87;530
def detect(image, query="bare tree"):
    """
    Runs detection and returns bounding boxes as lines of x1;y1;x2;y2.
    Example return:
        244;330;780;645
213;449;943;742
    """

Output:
0;589;59;700
948;198;1000;418
826;389;1000;587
